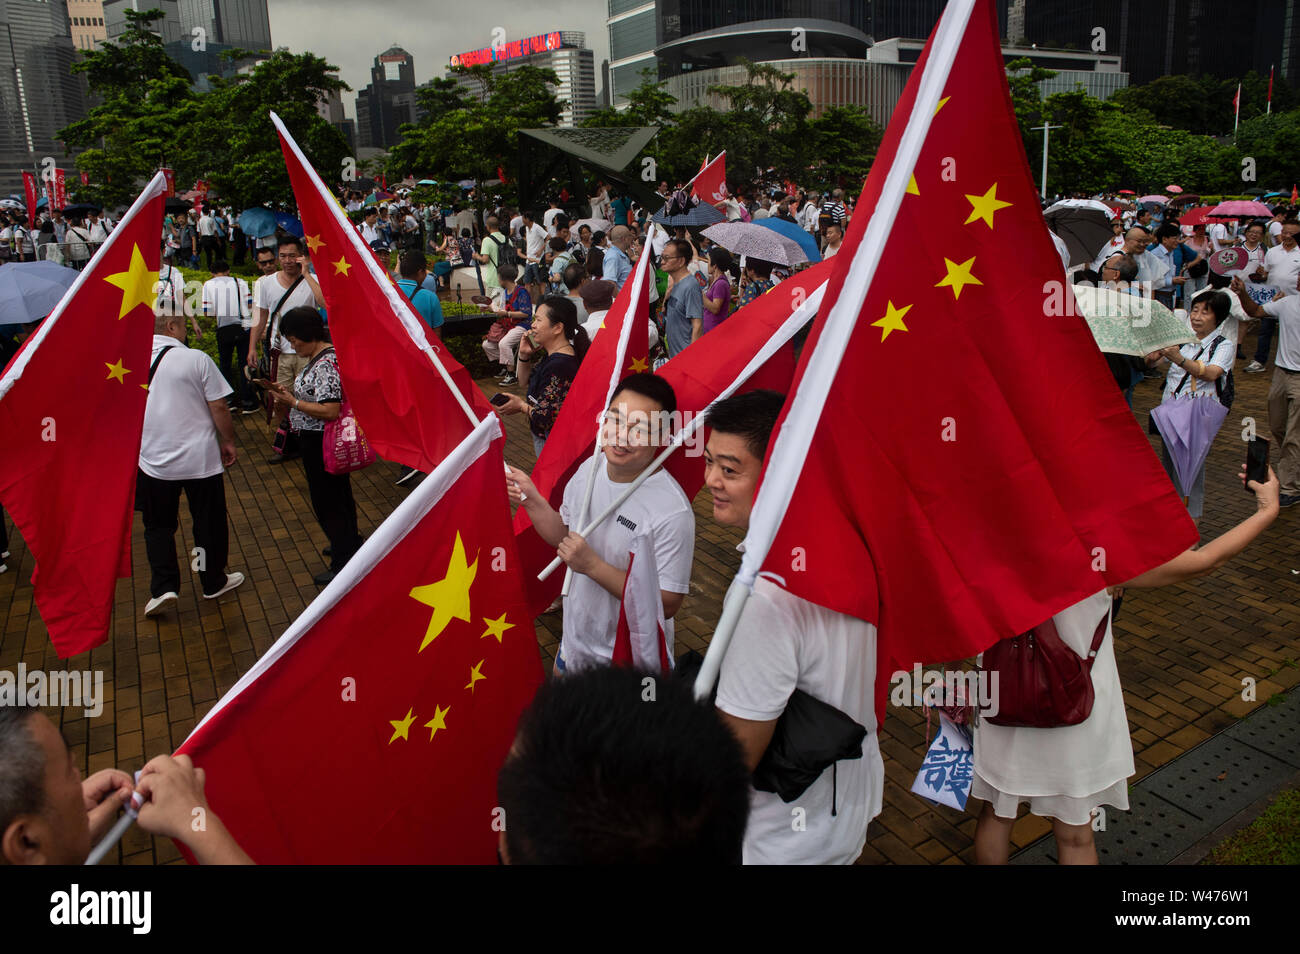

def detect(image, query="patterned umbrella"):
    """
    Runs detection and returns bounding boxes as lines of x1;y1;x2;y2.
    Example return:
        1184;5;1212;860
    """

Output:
1070;284;1193;357
651;203;724;227
702;222;810;266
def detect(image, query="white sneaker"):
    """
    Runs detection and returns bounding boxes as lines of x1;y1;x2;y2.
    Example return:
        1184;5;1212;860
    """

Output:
202;572;245;600
145;592;178;617
1244;361;1266;373
1;550;9;559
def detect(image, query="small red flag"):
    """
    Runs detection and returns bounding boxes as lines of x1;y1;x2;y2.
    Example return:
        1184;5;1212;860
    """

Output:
80;171;90;186
0;174;167;656
741;0;1197;720
612;534;670;672
21;171;37;229
52;169;66;211
177;419;543;862
691;151;728;203
274;113;494;474
160;167;175;196
497;164;509;185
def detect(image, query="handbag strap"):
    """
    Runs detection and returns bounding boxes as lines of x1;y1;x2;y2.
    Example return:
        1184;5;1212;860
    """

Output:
147;345;177;385
1027;604;1109;671
266;275;305;345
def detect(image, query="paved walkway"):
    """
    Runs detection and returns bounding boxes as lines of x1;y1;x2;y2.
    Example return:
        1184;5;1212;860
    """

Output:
1;327;1296;865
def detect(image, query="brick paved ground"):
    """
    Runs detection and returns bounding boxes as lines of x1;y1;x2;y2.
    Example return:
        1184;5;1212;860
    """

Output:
2;326;1296;865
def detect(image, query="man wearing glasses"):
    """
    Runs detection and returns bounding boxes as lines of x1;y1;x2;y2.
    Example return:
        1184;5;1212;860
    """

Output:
661;239;704;358
248;235;325;463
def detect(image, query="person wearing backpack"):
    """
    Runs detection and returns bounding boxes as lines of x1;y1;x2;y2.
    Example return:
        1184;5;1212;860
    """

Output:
1144;290;1236;521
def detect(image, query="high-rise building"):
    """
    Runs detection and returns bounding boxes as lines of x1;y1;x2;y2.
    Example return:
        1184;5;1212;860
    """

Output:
447;30;596;127
177;0;271;52
355;46;415;149
1021;0;1300;88
103;0;184;43
66;0;107;51
607;0;656;106
0;0;89;187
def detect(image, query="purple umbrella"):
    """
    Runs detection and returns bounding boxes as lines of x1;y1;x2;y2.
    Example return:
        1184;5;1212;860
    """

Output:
1150;395;1228;496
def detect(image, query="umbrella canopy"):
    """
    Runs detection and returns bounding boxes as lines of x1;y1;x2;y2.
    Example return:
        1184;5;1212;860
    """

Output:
651;203;725;227
238;207;278;238
702;222;810;267
1117;189;1137;195
1167;193;1199;208
0;260;80;325
416;179;437;186
1263;191;1286;198
572;217;611;234
0;198;24;211
752;217;822;262
1243;187;1267;196
457;179;476;189
1138;194;1168;204
1207;200;1273;219
1177;206;1215;227
1166;185;1183;194
163;197;191;213
1044;200;1116;267
1150;395;1229;496
60;202;101;217
1070;283;1194;357
341;177;375;192
273;211;304;237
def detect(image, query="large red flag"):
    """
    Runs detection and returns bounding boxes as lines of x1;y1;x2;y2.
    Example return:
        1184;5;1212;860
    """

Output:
0;174;167;656
273;113;494;474
726;0;1197;718
514;260;825;615
177;417;542;863
691;151;728;204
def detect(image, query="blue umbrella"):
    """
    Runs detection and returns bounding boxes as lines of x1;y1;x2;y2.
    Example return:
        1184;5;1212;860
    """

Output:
0;260;80;325
651;203;725;227
752;217;821;262
273;211;304;237
1150;395;1228;497
238;207;277;238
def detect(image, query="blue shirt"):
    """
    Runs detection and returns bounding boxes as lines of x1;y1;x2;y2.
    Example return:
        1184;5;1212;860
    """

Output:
602;245;631;291
663;277;703;357
396;278;443;329
1147;243;1175;292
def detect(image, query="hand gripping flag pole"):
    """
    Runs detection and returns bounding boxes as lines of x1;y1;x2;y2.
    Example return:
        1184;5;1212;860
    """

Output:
691;0;976;701
535;280;827;584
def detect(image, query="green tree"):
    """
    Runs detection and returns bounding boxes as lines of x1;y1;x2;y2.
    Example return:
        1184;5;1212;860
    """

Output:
582;69;678;128
805;105;883;191
1005;57;1058;159
179;50;350;209
59;8;198;207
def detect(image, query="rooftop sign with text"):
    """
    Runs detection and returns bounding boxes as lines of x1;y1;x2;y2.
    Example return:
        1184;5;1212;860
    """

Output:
450;31;562;68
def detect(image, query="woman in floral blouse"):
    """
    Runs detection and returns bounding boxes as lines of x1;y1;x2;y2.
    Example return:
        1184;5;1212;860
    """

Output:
265;306;363;585
493;296;589;457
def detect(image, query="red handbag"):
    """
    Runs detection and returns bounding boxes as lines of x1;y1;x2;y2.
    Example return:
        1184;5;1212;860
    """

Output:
323;397;376;475
980;608;1109;728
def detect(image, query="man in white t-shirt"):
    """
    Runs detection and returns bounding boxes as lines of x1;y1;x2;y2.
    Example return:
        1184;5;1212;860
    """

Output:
506;374;695;673
137;310;244;617
543;198;562;236
703;390;883;865
520;209;548;300
248;235;324;462
202;258;255;413
1208;220;1231;252
197;210;219;270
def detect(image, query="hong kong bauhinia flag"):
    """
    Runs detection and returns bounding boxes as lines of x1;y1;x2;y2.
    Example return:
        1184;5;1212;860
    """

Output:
0;173;167;656
274;113;493;474
691;151;728;203
178;417;543;863
728;0;1198;716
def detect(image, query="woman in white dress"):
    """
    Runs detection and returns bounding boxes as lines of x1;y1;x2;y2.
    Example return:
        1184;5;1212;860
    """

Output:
973;466;1280;864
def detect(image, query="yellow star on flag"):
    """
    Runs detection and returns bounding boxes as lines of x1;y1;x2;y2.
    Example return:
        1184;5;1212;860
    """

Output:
388;707;415;744
409;532;478;652
906;175;919;196
480;612;514;644
871;301;912;342
332;255;352;276
935;257;982;301
305;233;325;254
935;96;950;115
964;184;1012;229
103;244;159;320
627;356;649;373
104;359;131;383
424;704;450;741
465;660;486;692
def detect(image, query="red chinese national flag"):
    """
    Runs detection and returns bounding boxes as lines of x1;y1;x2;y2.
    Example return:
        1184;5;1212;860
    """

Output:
691;151;728;203
21;172;37;229
274;113;493;474
177;418;542;863
736;0;1197;718
0;174;167;657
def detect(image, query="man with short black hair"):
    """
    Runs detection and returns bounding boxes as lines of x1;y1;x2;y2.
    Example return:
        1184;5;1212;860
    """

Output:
202;258;255;413
662;238;703;356
703;389;885;865
396;251;443;330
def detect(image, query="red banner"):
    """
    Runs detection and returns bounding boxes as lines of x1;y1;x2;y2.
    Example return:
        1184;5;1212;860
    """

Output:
52;169;66;211
21;171;37;229
80;171;90;186
160;167;175;196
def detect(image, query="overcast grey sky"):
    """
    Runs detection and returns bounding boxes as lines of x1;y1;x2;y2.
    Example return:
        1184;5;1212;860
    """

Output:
267;0;612;120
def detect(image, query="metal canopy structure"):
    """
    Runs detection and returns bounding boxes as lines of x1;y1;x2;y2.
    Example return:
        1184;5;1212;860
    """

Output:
517;126;660;216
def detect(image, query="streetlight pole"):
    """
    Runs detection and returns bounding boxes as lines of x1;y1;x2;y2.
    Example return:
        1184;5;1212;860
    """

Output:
1031;122;1062;201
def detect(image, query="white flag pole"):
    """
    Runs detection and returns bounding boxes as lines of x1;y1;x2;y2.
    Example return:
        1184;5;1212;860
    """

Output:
692;0;977;701
537;279;827;583
269;111;483;433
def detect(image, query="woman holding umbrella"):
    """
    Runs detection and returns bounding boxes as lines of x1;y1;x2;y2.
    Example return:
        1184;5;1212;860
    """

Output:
1144;290;1236;522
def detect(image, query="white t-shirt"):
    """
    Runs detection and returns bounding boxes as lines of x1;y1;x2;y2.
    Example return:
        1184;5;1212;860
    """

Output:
716;576;884;865
1208;222;1230;252
139;335;232;480
558;463;694;671
543;207;561;235
197;214;216;236
1262;294;1300;371
581;310;659;351
1263;244;1300;295
1270;221;1283;242
523;222;547;262
508;214;523;241
153;264;186;315
254;273;316;355
202;275;252;328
